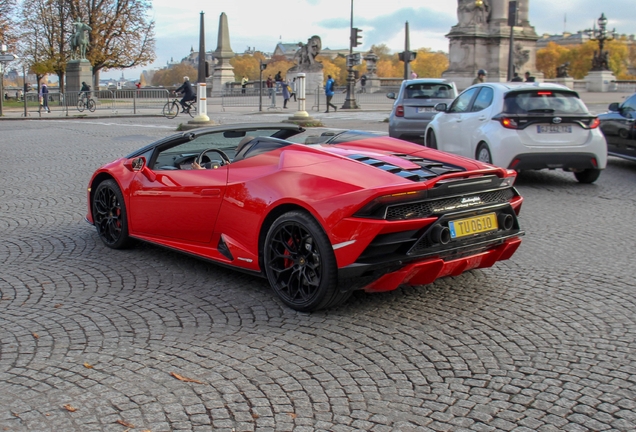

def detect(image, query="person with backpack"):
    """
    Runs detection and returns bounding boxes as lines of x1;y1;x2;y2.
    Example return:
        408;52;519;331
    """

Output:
324;75;337;113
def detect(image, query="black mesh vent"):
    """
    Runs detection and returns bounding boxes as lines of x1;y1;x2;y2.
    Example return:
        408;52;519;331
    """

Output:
347;154;465;182
386;188;515;220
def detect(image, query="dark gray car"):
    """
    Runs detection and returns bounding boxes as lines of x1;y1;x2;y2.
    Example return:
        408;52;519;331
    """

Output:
598;92;636;161
387;79;457;143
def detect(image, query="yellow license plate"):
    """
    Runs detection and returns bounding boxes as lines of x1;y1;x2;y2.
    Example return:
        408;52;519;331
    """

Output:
449;213;498;239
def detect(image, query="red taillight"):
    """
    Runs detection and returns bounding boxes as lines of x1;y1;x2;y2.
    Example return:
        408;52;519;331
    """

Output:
589;117;600;129
537;91;553;96
395;105;404;117
500;117;518;129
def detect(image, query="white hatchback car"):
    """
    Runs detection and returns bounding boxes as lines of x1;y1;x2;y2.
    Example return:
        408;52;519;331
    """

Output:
424;82;607;183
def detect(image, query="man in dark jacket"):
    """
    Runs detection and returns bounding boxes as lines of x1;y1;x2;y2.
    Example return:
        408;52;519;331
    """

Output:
175;76;195;112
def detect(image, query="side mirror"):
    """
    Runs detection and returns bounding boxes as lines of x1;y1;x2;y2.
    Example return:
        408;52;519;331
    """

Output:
608;102;620;112
386;92;396;100
124;156;146;172
435;103;447;112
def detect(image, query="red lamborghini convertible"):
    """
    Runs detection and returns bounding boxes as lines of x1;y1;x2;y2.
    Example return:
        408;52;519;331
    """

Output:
86;124;524;311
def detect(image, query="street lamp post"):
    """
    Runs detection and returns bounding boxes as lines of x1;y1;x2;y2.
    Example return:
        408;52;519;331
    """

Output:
341;0;359;110
585;13;616;71
0;42;7;117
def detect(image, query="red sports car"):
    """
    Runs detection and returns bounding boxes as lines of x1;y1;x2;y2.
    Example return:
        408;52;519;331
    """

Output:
86;124;524;311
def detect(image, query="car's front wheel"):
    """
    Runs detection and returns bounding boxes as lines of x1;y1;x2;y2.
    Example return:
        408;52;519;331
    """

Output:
264;211;349;312
574;168;601;184
476;142;492;164
427;130;438;149
92;179;131;249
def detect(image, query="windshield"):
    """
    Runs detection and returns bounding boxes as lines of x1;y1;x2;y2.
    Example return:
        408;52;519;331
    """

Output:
403;83;454;99
504;90;589;115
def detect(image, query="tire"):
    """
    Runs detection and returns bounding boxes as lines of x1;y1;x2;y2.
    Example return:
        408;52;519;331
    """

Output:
264;211;346;312
87;98;96;112
163;101;179;119
77;99;85;112
427;130;438;149
188;103;197;118
476;142;493;164
574;168;601;184
92;179;131;249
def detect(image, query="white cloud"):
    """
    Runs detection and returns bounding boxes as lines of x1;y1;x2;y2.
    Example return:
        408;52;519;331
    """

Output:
102;0;634;79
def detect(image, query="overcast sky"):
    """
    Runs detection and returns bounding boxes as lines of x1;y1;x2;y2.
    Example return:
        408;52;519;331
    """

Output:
102;0;633;80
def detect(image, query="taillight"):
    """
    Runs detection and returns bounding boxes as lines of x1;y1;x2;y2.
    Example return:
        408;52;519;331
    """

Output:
589;117;600;129
499;117;518;129
395;105;404;117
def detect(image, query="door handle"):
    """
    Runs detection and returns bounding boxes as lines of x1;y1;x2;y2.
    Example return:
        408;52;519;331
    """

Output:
478;116;487;121
456;117;463;122
201;189;220;197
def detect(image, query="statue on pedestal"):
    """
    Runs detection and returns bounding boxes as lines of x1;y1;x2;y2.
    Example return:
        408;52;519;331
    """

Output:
556;62;570;78
70;18;92;60
458;0;491;26
292;36;323;71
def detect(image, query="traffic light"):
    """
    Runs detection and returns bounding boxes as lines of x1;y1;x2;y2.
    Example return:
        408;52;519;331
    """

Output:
260;61;267;71
351;27;363;47
398;51;417;63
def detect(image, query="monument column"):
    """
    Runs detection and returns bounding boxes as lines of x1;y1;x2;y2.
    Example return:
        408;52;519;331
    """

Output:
211;13;235;96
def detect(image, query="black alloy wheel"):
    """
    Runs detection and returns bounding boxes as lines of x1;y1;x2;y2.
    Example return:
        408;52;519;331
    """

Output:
264;211;348;312
92;179;131;249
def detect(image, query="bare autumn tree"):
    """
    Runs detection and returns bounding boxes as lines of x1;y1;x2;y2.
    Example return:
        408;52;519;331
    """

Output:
69;0;155;87
0;0;18;45
19;0;71;91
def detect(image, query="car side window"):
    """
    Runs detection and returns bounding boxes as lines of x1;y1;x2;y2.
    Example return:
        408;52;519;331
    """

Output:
448;88;479;113
621;94;636;115
471;87;494;112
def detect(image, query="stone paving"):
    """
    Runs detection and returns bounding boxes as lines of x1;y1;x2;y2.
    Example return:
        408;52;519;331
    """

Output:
0;113;635;432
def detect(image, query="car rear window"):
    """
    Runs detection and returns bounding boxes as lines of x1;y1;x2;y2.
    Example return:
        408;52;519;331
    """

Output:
404;83;453;99
504;90;589;115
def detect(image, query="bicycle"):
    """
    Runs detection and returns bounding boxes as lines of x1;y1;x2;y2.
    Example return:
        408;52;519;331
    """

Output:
163;97;197;119
77;93;96;112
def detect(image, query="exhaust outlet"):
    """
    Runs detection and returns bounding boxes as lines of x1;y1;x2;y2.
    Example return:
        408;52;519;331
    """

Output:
431;225;451;245
498;213;514;231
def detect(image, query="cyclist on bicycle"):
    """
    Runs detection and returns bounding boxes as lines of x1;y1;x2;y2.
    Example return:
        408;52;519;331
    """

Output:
175;76;195;113
79;81;91;99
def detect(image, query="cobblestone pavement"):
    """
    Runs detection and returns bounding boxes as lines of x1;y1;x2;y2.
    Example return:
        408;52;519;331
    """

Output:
1;114;635;432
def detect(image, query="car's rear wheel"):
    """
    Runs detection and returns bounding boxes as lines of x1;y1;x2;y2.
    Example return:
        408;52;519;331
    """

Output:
92;179;131;249
427;130;438;149
476;142;492;164
264;211;349;312
574;168;601;184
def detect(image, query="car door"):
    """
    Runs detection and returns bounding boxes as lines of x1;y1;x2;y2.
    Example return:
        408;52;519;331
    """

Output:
460;86;495;157
437;87;480;156
601;94;636;160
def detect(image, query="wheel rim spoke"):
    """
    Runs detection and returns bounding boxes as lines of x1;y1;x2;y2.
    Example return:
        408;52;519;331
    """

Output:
268;222;322;304
93;186;122;245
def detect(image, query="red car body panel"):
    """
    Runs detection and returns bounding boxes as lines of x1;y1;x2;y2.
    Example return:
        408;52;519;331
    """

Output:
87;127;524;295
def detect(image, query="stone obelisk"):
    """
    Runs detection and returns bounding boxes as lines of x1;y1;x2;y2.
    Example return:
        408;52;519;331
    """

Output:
442;0;541;90
212;13;235;96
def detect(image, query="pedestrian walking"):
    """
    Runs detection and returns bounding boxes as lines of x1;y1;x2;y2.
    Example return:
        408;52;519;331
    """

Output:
360;74;367;93
524;71;535;82
289;78;297;102
282;79;291;108
410;71;418;79
266;75;274;98
472;69;487;85
324;75;337;113
241;75;248;94
40;81;50;113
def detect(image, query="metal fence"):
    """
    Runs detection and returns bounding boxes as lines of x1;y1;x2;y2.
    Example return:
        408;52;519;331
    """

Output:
311;86;400;111
21;88;170;116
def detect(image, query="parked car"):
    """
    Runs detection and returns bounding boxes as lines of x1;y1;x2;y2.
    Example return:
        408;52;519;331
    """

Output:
598;92;636;161
87;124;524;312
425;82;607;183
387;79;458;143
